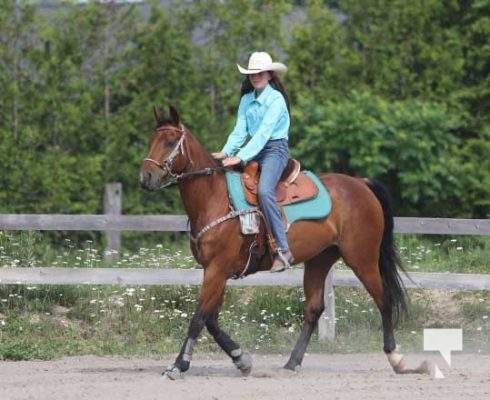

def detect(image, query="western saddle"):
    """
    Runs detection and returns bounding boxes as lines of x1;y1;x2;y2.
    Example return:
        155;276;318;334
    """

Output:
240;159;318;206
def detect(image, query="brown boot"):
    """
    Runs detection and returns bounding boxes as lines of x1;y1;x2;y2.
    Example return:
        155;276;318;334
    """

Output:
270;250;294;273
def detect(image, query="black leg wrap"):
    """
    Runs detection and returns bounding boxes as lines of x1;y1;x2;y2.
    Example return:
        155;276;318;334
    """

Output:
169;313;205;375
174;357;190;373
206;314;241;359
382;314;396;354
174;337;196;372
205;313;251;375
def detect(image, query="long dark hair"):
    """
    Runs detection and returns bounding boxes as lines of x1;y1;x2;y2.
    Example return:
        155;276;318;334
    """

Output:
240;72;291;115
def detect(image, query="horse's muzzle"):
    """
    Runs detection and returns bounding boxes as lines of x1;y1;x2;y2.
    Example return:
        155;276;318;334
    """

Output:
139;170;160;191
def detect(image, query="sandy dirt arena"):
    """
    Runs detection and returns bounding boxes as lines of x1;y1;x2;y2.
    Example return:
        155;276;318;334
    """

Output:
0;353;488;400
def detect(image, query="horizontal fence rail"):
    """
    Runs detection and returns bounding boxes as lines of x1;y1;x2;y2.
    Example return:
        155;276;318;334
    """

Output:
394;217;490;235
0;268;488;291
1;214;490;235
0;214;189;232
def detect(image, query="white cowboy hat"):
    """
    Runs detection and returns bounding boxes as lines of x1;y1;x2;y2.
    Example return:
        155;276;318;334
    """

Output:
237;51;287;74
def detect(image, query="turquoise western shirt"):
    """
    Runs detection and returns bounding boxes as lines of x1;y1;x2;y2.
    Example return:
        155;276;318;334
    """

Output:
221;83;290;163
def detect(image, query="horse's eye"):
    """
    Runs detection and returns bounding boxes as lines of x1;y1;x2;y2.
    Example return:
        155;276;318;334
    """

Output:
165;140;176;148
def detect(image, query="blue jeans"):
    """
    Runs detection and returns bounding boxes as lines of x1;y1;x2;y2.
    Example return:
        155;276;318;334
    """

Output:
253;139;289;252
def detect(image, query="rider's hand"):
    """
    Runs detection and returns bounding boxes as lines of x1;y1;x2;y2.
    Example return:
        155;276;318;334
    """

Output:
212;152;226;160
222;156;242;167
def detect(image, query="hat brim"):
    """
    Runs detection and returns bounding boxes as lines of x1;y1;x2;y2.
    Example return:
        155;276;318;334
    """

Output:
237;62;287;75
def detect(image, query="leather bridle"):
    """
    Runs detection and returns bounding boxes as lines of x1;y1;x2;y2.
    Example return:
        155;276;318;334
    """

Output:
144;124;188;180
143;124;224;189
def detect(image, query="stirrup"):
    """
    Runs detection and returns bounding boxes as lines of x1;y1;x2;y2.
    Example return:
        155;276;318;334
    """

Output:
270;250;294;273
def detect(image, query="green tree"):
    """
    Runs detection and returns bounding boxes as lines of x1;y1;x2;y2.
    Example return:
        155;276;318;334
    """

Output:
104;1;203;216
292;92;462;216
286;0;356;106
336;0;466;101
0;1;47;212
19;1;137;213
286;0;489;217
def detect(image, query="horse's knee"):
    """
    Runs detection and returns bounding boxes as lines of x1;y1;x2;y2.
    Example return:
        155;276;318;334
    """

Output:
188;312;206;338
304;306;324;325
204;316;218;336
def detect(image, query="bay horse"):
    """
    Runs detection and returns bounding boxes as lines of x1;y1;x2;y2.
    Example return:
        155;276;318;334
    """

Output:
139;106;428;379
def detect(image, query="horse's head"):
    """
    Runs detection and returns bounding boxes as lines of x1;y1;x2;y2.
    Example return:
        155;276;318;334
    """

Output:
139;106;188;191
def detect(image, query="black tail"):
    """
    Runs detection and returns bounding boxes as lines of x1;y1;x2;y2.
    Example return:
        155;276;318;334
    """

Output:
365;179;408;326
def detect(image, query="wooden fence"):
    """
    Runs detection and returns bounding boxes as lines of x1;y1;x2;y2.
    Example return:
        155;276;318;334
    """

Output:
1;184;489;339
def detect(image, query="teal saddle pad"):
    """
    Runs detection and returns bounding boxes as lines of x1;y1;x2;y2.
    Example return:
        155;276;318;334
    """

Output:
225;170;332;225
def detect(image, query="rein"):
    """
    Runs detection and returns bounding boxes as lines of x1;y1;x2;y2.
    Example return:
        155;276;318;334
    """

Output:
158;167;226;189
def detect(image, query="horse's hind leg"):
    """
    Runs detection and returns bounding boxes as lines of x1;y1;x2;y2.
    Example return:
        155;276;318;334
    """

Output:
285;247;339;371
206;311;252;376
342;244;427;374
349;262;403;367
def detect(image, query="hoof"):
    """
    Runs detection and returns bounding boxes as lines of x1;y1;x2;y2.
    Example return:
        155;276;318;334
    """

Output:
386;350;406;374
283;362;300;372
163;365;183;380
387;352;431;375
392;356;407;374
403;360;431;375
234;353;252;376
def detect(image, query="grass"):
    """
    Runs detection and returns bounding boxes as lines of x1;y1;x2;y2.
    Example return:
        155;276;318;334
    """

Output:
397;235;490;274
0;231;489;360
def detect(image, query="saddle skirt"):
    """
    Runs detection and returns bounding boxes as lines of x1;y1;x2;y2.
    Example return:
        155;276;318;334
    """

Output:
241;159;319;206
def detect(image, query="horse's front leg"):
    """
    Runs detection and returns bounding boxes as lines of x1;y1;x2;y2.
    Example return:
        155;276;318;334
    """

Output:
165;266;247;379
206;311;252;376
164;310;205;380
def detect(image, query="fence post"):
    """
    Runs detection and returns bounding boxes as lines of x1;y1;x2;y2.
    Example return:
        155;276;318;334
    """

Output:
104;182;122;262
318;268;336;340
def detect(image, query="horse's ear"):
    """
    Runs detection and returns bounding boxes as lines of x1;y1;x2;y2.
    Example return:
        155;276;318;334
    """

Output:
153;106;162;124
169;105;180;126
